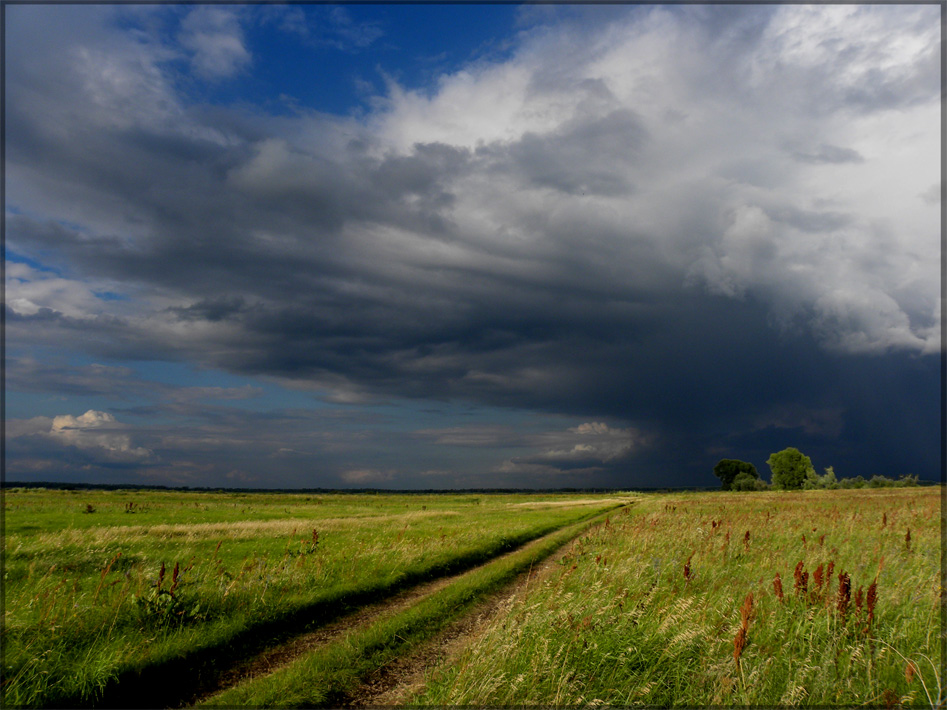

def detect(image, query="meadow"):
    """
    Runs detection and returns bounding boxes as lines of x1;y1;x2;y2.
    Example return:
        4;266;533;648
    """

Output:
413;487;943;707
1;486;941;708
1;488;625;707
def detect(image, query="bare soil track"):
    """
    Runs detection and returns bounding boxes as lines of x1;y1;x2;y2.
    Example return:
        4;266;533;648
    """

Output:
191;510;620;709
347;544;572;707
182;567;465;706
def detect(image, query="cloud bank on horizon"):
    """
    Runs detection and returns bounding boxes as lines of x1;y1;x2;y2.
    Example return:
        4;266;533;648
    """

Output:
5;4;941;488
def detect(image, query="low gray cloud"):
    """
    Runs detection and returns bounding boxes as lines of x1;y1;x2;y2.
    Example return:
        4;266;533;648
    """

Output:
790;144;864;165
505;422;652;474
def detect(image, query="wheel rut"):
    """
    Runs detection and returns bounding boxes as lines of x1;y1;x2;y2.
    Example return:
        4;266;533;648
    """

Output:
182;509;625;708
179;572;462;707
337;514;617;708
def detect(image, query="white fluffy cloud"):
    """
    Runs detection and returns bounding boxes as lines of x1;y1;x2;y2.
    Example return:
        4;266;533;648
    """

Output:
365;4;939;355
5;262;129;320
49;410;152;460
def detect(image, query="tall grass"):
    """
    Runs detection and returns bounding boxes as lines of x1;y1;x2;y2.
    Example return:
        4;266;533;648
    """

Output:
201;510;618;708
2;489;626;707
414;488;942;707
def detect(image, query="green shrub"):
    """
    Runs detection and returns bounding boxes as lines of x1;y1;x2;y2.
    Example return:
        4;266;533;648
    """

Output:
766;448;816;490
731;472;761;491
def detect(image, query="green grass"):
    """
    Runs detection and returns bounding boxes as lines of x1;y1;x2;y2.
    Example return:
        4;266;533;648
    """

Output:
2;489;627;707
201;508;623;707
413;488;943;707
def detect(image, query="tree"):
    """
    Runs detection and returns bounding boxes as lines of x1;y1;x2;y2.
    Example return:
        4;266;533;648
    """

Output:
815;466;838;489
713;459;759;491
767;447;815;490
731;471;764;491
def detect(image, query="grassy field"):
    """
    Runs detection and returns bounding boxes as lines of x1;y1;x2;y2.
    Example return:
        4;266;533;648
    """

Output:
2;486;941;708
1;488;625;707
412;487;943;707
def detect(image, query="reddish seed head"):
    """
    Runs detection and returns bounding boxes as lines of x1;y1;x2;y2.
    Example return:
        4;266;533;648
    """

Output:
773;573;784;602
824;564;835;606
793;561;807;596
170;562;181;594
733;592;754;668
813;563;824;592
733;626;747;668
905;662;917;684
836;572;851;620
866;581;878;622
741;592;754;627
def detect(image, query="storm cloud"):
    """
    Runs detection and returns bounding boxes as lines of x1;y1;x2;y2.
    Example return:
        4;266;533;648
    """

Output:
5;4;940;487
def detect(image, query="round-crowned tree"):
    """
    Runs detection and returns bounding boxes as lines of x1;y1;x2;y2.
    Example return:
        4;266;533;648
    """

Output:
766;447;816;490
713;459;759;491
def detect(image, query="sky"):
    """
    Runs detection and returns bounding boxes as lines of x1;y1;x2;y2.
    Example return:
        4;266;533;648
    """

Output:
4;3;942;490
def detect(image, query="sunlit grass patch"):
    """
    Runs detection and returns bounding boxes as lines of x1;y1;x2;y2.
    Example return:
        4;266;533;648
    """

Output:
414;488;941;707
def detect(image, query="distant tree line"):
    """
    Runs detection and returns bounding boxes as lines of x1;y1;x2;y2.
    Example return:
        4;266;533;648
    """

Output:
713;448;920;491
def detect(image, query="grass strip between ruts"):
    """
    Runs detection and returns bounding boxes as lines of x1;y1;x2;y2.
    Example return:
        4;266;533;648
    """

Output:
198;505;632;708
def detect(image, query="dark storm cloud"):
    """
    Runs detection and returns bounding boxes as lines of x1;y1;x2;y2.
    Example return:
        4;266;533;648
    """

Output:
169;297;252;323
5;4;940;486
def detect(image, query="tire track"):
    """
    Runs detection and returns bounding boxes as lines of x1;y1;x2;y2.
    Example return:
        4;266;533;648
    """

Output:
180;565;468;707
346;543;573;707
184;503;631;707
342;513;613;708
